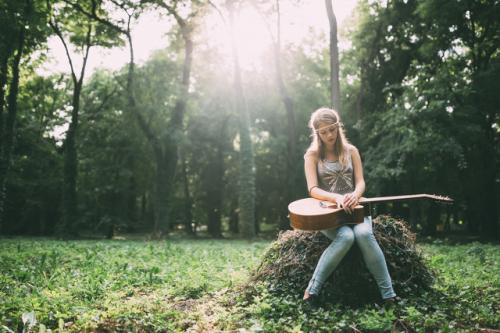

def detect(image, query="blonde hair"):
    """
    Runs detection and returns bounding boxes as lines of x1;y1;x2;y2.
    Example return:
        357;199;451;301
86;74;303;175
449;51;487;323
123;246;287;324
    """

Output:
306;107;351;166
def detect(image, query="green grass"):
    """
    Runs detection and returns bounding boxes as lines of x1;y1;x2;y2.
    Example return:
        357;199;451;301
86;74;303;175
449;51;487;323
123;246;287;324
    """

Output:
232;243;499;333
0;239;268;332
0;239;498;332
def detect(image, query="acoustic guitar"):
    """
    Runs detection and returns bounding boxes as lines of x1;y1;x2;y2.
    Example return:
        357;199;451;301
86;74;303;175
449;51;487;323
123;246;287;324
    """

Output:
288;194;453;231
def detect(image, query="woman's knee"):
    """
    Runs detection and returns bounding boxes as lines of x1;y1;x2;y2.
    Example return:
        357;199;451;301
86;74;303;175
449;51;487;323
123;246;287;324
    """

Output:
336;227;355;246
354;224;375;242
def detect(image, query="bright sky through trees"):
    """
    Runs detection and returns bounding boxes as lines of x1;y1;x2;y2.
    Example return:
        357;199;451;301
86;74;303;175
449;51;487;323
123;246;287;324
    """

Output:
40;0;357;76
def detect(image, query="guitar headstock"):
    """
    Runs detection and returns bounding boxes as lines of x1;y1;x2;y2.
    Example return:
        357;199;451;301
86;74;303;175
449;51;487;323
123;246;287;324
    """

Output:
425;194;454;203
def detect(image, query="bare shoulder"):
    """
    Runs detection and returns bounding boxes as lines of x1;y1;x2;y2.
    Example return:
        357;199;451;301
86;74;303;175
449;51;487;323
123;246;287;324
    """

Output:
304;149;319;161
347;144;360;155
347;145;362;161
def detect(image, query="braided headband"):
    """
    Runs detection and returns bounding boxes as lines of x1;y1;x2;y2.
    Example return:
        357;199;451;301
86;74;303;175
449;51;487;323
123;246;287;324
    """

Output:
314;122;342;133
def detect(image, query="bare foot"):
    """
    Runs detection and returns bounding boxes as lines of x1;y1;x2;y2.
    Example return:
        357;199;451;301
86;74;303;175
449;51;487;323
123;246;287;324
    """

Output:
303;290;311;300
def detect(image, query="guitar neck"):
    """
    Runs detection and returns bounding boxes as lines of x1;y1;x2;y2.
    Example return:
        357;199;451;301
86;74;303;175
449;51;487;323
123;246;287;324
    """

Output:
359;194;453;204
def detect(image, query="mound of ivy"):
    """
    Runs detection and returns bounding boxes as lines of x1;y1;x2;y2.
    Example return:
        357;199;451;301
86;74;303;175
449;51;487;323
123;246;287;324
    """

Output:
250;215;434;305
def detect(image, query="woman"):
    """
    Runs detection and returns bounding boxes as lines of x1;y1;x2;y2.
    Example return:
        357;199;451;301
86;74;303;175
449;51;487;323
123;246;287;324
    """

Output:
303;107;396;306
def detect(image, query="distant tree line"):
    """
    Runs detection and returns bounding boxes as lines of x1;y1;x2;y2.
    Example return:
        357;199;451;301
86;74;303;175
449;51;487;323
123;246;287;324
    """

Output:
0;0;498;240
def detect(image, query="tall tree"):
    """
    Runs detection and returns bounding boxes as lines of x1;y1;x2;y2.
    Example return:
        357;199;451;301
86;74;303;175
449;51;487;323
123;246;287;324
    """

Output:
141;0;200;236
210;0;256;237
416;0;500;239
0;0;47;233
63;0;196;236
179;149;194;235
77;68;150;238
61;0;143;237
253;0;299;230
0;1;27;233
47;0;119;236
325;0;341;111
186;108;229;238
344;0;499;239
226;0;256;238
6;74;67;235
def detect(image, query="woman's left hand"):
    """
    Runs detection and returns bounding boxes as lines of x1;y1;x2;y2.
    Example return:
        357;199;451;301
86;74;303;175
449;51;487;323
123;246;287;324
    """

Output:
343;192;359;213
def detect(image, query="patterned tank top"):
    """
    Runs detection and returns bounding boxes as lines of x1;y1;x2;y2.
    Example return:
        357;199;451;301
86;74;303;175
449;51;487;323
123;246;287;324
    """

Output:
317;152;354;195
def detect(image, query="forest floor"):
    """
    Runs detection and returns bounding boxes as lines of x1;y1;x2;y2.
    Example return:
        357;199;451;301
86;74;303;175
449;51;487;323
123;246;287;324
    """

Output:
0;237;498;332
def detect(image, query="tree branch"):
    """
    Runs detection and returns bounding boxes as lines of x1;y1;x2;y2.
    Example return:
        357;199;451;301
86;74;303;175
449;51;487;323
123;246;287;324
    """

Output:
62;0;128;35
47;0;77;84
78;23;93;86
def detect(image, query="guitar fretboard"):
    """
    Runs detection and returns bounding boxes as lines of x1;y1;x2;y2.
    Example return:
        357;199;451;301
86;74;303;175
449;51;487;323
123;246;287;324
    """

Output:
359;194;453;204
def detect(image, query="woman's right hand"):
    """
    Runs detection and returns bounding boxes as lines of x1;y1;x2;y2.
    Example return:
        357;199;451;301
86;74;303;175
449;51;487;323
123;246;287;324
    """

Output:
330;193;354;214
329;193;345;208
342;192;360;214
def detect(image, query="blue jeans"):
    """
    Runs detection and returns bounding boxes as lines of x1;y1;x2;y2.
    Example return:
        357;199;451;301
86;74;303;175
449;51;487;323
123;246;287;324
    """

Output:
306;216;396;299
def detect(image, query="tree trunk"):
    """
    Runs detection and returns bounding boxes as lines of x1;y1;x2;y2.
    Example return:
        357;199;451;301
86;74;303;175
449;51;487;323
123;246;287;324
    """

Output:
126;169;137;231
164;23;194;231
121;29;170;237
140;193;150;228
423;202;440;237
471;146;498;240
392;201;406;220
325;0;341;111
0;23;25;233
272;0;298;230
229;196;239;234
52;19;92;237
452;207;460;232
228;0;256;238
180;150;194;235
121;28;169;237
60;81;82;236
134;17;193;236
480;154;498;239
0;52;9;140
206;127;227;238
355;77;363;122
478;93;499;240
459;13;499;240
444;206;451;233
151;150;168;237
409;201;420;230
462;105;498;240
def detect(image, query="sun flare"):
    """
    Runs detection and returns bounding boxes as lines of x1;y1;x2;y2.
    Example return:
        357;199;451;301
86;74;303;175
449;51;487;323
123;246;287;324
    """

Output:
44;1;357;76
201;4;273;71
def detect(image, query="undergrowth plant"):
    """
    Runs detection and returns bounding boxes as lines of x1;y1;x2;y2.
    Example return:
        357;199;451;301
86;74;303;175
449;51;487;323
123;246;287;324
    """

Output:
0;238;498;332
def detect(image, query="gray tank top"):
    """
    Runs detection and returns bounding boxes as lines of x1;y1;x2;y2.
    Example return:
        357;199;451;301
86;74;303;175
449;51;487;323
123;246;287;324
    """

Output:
317;153;354;195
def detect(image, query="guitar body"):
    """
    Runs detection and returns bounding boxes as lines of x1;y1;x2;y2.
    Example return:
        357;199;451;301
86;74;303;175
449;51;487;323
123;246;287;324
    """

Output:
288;198;365;231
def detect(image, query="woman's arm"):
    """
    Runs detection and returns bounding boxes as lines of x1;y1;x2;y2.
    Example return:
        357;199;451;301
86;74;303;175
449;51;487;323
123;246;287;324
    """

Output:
304;151;344;205
343;146;365;211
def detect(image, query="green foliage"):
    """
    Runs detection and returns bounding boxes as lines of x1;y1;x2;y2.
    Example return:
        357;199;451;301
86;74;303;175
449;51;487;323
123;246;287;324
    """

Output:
3;74;67;235
0;239;269;332
77;69;153;234
1;239;498;332
47;0;123;52
0;0;50;57
230;243;499;332
342;0;500;238
250;216;434;307
2;0;498;239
